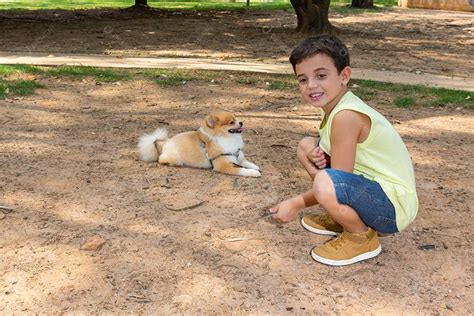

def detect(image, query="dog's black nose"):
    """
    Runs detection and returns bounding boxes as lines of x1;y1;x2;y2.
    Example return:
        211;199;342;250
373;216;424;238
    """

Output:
239;121;243;127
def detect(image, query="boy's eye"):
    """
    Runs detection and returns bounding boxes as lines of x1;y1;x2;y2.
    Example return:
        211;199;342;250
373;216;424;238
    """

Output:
298;78;307;84
317;74;327;79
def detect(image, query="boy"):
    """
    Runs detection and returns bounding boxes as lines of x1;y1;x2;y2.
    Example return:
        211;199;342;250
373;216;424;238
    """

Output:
270;35;418;266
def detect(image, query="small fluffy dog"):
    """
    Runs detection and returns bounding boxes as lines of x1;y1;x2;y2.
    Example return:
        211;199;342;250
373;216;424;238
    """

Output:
138;111;261;177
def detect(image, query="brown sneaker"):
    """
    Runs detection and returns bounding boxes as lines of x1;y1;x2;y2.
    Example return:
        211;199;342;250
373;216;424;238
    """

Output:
301;213;343;236
311;228;381;266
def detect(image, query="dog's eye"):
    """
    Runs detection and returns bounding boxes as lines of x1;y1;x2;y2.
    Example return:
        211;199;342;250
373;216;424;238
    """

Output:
229;121;235;125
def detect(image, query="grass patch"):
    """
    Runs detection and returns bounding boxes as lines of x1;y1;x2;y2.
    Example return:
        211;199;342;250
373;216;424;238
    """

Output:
351;79;474;109
1;64;471;109
394;96;416;108
0;64;131;82
234;74;295;90
44;66;131;82
265;79;293;90
0;64;43;75
0;79;44;99
237;78;257;85
351;80;474;109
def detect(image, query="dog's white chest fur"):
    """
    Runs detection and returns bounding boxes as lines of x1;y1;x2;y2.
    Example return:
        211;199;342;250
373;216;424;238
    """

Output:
199;127;244;155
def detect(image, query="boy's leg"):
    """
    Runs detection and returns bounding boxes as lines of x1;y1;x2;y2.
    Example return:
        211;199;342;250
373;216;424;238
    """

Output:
308;170;388;266
313;169;398;234
313;171;367;233
298;136;343;235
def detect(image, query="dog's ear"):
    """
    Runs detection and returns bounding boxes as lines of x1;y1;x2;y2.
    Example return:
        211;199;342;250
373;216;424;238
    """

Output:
206;114;218;128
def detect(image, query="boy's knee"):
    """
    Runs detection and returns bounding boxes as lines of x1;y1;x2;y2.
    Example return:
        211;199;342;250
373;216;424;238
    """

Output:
297;136;317;160
313;171;336;206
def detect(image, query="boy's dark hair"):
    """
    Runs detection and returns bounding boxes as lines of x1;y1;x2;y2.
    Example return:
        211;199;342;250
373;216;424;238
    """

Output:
289;35;350;74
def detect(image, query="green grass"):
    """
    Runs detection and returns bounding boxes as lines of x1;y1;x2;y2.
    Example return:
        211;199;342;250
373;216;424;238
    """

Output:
265;79;294;90
235;74;295;90
0;0;397;11
0;64;43;75
44;66;132;82
394;96;416;108
1;64;471;108
351;79;474;108
0;64;132;82
0;79;44;99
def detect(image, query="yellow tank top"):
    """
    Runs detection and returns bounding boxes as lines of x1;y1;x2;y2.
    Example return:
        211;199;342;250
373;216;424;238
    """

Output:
319;91;418;231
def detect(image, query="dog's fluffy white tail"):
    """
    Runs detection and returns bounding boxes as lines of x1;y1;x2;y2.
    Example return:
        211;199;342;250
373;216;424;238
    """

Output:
138;128;168;162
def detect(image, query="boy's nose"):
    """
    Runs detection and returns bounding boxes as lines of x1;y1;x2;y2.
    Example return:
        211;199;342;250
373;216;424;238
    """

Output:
307;78;319;89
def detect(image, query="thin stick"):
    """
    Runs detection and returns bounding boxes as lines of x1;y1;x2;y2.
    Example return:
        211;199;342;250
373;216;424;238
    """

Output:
224;237;260;242
163;200;206;212
127;294;151;303
0;205;14;213
270;144;292;149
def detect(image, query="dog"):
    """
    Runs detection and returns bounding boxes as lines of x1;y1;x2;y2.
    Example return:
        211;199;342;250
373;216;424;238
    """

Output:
138;111;261;177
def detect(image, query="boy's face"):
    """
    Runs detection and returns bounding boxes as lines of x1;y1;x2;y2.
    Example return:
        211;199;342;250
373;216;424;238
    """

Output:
295;53;351;113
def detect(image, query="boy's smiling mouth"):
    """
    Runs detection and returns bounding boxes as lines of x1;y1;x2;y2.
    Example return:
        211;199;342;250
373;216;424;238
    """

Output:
309;92;324;101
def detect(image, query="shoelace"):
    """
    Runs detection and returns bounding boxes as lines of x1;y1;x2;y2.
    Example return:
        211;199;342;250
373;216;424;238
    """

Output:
328;234;349;250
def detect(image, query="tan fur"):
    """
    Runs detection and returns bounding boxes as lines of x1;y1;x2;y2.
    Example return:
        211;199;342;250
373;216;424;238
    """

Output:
138;111;261;177
212;155;246;176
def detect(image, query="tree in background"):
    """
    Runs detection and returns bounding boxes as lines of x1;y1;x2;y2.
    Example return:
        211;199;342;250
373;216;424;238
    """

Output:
131;0;151;9
291;0;376;34
290;0;332;34
351;0;374;8
132;0;373;33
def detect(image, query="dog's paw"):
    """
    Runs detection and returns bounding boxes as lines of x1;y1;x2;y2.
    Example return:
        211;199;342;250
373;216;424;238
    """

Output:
241;160;260;171
239;168;261;177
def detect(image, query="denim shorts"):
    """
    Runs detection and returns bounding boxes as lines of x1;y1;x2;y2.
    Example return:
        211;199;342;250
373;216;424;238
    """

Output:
324;169;399;234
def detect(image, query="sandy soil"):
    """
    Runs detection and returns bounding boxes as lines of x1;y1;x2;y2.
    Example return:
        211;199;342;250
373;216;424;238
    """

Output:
0;7;473;314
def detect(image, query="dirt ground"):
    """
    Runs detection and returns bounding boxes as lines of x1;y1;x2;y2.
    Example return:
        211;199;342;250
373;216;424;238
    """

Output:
1;7;473;314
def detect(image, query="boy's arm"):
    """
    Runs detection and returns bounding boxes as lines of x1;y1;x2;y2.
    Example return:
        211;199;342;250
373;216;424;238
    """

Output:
329;110;367;173
270;188;318;223
271;110;366;223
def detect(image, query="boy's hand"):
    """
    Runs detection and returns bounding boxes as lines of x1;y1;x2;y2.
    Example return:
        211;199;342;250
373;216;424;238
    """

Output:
310;146;328;169
270;197;302;223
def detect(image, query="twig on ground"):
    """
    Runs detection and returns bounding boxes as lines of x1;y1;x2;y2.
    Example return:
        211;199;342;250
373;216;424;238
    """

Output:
224;237;260;242
163;200;206;212
0;205;14;214
127;294;152;303
270;144;292;149
143;174;151;186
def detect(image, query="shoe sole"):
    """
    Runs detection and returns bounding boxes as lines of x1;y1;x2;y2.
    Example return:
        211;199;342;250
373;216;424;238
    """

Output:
311;245;382;266
301;217;339;236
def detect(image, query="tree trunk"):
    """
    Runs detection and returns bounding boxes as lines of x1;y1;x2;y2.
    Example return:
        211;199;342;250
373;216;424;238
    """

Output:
132;0;150;8
351;0;374;8
290;0;332;34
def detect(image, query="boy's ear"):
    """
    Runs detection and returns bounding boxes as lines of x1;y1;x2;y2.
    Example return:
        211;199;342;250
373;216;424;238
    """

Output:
206;115;218;128
341;66;352;85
